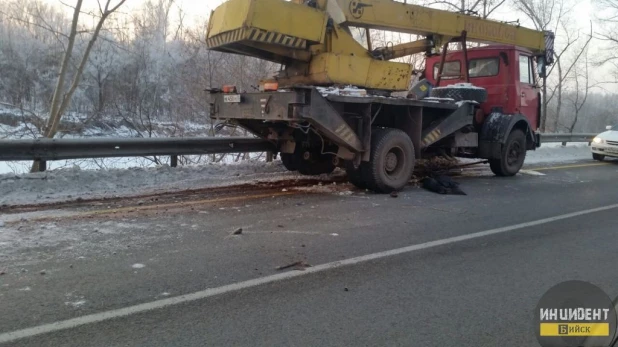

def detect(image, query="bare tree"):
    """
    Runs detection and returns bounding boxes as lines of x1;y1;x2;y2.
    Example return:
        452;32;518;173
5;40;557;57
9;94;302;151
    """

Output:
31;0;127;172
564;48;590;132
594;0;618;80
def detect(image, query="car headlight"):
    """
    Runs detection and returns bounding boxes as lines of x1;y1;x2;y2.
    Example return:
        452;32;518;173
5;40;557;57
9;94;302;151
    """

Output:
593;137;605;144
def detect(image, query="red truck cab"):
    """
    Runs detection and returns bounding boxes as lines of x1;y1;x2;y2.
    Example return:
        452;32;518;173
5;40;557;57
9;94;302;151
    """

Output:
424;45;541;130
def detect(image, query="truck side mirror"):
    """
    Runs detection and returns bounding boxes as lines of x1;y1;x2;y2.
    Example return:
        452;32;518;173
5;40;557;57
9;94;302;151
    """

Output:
607;125;613;130
536;57;547;78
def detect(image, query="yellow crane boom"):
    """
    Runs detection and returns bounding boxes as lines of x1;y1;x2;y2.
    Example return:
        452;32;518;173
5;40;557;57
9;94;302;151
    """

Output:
205;0;554;91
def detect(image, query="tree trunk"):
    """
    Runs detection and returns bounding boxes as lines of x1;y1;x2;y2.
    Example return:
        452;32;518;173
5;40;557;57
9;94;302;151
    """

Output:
31;0;83;173
31;0;127;172
553;59;563;133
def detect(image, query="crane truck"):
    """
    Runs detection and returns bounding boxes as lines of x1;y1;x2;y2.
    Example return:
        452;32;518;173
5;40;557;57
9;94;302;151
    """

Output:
205;0;555;193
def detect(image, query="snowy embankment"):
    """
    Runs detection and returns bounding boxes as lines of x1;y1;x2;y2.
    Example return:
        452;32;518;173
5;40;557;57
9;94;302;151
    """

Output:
0;161;301;206
525;142;593;164
0;142;595;207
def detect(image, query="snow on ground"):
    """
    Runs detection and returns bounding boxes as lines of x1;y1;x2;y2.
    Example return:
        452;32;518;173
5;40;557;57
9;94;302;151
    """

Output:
525;142;593;164
0;160;305;206
0;217;178;265
0;142;597;207
317;86;368;97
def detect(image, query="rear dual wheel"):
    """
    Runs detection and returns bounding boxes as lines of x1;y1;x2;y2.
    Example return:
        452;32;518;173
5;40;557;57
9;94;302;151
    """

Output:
347;128;415;193
280;147;335;175
280;153;298;171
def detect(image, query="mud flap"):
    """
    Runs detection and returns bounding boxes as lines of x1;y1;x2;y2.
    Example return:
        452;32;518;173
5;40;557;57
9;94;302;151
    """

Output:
478;113;535;159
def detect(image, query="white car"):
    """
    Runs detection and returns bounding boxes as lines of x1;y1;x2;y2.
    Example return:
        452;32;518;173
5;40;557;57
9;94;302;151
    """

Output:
592;125;618;160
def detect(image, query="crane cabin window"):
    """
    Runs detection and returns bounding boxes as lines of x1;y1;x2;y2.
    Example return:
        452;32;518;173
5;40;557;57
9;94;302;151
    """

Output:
468;58;499;77
519;55;532;84
433;61;461;80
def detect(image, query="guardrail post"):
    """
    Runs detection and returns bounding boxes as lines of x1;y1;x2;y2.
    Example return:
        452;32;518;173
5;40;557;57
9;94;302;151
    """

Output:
266;151;273;162
561;141;567;146
39;160;47;172
170;155;178;167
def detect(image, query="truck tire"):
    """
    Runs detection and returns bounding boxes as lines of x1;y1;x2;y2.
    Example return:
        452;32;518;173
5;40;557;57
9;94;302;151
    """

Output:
282;145;334;175
593;153;605;161
298;158;335;175
430;85;488;103
345;162;367;189
280;153;298;171
363;128;415;193
489;129;526;176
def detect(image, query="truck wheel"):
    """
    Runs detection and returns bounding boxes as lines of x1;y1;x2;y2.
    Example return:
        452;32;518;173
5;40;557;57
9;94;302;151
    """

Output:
429;84;488;103
280;153;298;171
489;129;526;176
364;128;415;193
593;153;605;161
297;155;335;175
345;162;367;189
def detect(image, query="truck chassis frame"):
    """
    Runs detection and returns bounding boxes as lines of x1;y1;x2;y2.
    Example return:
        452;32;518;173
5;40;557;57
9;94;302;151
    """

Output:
210;86;535;192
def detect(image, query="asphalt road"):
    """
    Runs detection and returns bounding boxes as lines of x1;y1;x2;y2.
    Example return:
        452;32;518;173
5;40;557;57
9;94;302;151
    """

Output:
1;159;617;346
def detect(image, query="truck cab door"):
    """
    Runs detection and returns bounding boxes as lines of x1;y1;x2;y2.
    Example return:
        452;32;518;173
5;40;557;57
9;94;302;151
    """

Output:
517;54;539;129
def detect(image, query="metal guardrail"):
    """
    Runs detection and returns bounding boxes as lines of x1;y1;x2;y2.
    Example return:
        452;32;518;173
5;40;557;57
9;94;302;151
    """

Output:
538;133;596;144
0;137;275;171
0;133;596;171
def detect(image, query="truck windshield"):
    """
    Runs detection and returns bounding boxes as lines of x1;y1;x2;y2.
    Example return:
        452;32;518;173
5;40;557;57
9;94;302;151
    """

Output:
469;58;499;77
433;61;461;79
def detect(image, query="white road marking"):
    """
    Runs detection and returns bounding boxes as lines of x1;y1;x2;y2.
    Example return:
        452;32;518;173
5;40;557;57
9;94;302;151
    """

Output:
519;170;546;176
1;203;618;344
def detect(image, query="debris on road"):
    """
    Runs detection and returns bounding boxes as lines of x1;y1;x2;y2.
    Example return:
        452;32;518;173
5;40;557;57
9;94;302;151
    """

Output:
421;175;466;195
276;261;302;270
39;270;46;275
65;300;87;308
276;261;312;271
0;270;5;276
344;287;349;292
414;156;460;176
232;228;243;235
390;191;399;198
131;264;145;269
